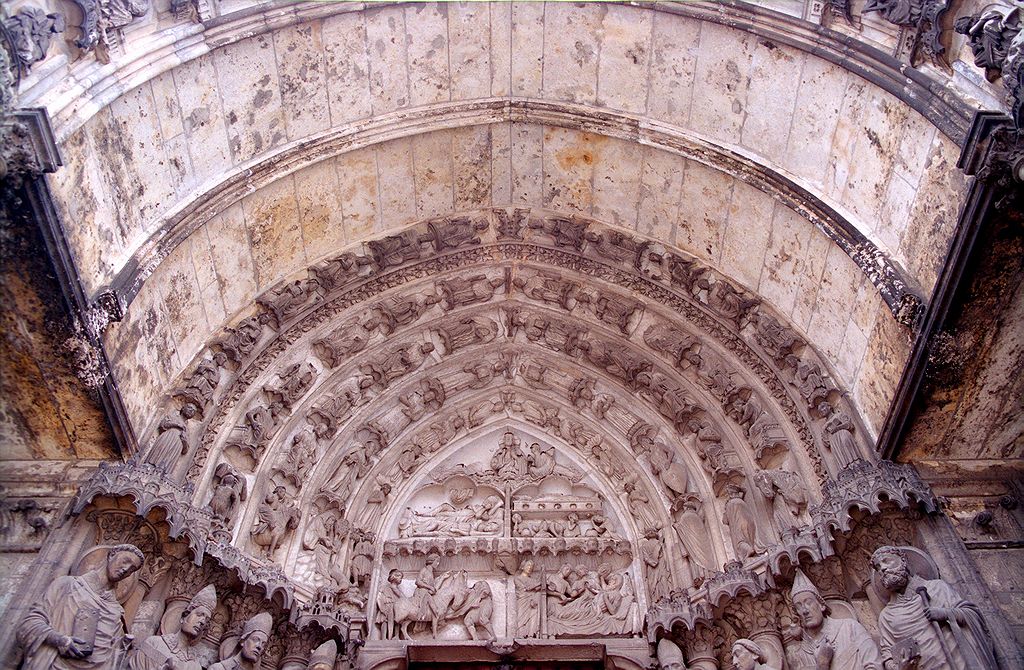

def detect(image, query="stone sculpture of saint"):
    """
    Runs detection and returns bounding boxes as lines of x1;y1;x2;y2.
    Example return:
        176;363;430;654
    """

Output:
656;638;686;670
732;639;780;670
128;584;216;670
209;612;272;670
306;639;336;670
784;569;883;670
144;408;194;473
871;546;998;670
514;559;543;638
17;543;145;670
722;484;762;559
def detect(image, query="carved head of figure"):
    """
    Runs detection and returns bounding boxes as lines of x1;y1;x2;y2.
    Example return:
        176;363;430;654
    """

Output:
239;612;273;663
870;545;911;593
388;569;404;585
790;569;830;632
656;638;686;670
519;559;534;576
731;639;767;670
105;544;145;585
180;584;217;640
559;564;572;578
307;639;337;670
425;554;440;567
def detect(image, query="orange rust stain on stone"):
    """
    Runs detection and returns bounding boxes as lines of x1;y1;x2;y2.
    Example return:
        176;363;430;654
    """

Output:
553;132;606;171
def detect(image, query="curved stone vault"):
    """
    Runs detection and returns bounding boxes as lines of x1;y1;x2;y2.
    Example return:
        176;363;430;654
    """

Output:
2;0;1022;669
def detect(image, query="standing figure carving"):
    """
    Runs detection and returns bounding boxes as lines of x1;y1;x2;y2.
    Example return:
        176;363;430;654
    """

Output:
514;559;544;638
209;612;272;670
722;484;763;560
784;569;883;670
824;413;861;468
250;485;299;558
640;527;672;604
128;584;216;670
209;462;247;526
349;528;374;586
17;544;145;670
871;546;998;670
376;569;405;640
144;409;193;474
673;497;714;585
754;469;808;533
733;639;780;670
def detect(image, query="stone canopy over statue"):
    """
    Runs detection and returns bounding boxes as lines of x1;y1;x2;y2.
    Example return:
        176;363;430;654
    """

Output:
17;544;145;670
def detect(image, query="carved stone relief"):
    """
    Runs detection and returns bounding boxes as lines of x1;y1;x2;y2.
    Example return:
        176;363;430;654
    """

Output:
3;8;65;71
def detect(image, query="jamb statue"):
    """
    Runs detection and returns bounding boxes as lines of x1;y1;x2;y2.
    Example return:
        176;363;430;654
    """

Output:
209;612;272;670
17;544;145;670
784;569;883;669
871;545;998;670
128;584;217;670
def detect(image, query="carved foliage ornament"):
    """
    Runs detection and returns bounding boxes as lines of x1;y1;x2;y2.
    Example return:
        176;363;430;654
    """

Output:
70;0;150;60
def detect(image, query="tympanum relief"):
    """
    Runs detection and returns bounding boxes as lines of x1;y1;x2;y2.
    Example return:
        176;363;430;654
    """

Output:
367;428;643;642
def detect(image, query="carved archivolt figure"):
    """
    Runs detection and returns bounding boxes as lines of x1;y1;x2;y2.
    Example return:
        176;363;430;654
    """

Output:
754;468;808;533
208;462;247;524
673;498;714;582
732;639;779;670
514;560;544;638
209;612;272;670
348;528;374;586
144;410;192;473
824;413;861;468
17;544;145;670
302;510;350;587
640;527;672;604
128;584;216;670
784;569;883;670
250;486;299;558
722;484;763;560
871;546;998;670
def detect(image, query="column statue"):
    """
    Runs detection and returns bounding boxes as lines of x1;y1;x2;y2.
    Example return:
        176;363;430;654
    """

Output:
307;639;337;670
871;546;998;670
128;584;217;670
209;612;272;670
17;543;145;670
784;569;883;669
656;638;686;670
